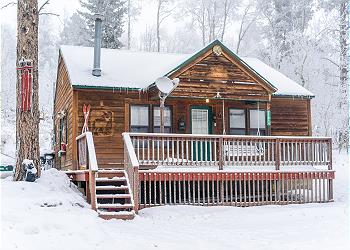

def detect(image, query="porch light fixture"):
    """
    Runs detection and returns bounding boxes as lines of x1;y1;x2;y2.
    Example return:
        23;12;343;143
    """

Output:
205;98;210;103
155;77;180;133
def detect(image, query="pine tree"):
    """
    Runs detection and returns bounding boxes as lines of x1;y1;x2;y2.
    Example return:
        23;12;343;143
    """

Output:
78;0;127;49
60;13;91;46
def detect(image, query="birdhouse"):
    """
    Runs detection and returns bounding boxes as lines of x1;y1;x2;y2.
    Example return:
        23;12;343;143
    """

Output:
17;58;33;112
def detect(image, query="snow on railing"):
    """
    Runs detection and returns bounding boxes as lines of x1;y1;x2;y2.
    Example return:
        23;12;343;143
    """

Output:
122;132;140;213
124;133;332;171
76;132;98;171
76;132;98;210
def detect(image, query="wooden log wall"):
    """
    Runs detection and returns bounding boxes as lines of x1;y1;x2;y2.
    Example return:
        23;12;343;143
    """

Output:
149;51;273;101
76;89;148;168
271;98;311;136
71;92;311;169
53;56;74;170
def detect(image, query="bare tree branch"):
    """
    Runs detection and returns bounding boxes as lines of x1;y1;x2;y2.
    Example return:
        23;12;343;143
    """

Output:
321;57;340;68
1;1;16;10
38;0;50;13
39;12;60;17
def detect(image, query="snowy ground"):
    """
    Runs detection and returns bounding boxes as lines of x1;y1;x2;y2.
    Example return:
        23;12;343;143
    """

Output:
1;151;349;250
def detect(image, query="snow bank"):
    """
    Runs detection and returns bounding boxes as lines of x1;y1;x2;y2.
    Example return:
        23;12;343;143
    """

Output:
1;152;349;250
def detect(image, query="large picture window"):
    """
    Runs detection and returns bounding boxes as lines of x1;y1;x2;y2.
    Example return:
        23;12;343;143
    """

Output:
153;106;172;133
229;109;246;135
249;110;266;135
130;105;149;132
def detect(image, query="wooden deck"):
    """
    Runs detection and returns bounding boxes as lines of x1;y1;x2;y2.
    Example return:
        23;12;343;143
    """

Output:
67;132;334;220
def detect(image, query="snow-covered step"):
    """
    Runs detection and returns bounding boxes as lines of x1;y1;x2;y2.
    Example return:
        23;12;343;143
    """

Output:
96;194;131;199
98;169;125;174
96;177;126;182
98;210;135;216
95;185;129;191
98;210;135;220
97;203;133;209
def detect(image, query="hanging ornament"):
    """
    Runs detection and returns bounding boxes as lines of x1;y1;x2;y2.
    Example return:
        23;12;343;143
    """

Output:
17;58;33;112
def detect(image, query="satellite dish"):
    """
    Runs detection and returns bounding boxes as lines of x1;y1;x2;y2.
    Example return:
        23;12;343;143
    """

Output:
155;77;175;95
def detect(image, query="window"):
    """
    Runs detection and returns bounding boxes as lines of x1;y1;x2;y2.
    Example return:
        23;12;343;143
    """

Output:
59;114;67;144
249;110;266;135
130;105;149;132
229;109;246;135
153;106;172;133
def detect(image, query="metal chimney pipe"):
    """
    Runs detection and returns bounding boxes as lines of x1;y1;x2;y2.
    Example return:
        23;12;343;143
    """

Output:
92;14;103;77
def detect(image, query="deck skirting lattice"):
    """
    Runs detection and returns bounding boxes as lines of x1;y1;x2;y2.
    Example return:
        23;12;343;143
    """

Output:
139;171;334;209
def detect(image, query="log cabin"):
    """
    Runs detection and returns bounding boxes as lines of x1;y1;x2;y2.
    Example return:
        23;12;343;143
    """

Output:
54;39;315;170
54;20;334;220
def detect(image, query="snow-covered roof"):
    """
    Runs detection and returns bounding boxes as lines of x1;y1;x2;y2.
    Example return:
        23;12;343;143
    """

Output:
60;42;314;98
242;58;314;97
60;45;190;89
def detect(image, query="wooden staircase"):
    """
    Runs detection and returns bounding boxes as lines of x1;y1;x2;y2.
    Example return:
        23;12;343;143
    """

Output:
95;169;135;220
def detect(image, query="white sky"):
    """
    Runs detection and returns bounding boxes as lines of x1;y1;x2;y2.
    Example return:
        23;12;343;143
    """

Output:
0;0;173;35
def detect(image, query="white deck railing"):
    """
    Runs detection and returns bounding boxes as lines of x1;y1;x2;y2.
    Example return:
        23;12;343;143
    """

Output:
121;133;334;209
124;133;332;171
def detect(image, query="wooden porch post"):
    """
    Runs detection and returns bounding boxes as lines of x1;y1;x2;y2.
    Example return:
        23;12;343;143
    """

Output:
219;137;224;170
267;99;272;136
275;138;280;170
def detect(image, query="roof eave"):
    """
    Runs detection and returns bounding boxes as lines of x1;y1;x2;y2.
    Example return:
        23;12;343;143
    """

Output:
72;84;143;91
272;94;315;99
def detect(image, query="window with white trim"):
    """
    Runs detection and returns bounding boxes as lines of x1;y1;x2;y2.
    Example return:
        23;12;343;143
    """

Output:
153;106;172;133
130;105;149;132
229;109;246;135
249;110;266;135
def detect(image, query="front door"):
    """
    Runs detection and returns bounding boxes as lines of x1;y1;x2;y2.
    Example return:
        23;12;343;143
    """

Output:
191;106;212;134
191;106;212;160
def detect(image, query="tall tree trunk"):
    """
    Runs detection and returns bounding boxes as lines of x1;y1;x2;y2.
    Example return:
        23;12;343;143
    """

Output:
220;0;229;42
201;0;206;46
338;1;349;151
156;0;161;52
127;0;131;49
14;0;40;180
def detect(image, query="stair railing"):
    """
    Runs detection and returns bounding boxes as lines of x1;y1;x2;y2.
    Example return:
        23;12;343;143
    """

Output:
122;132;140;213
76;132;98;210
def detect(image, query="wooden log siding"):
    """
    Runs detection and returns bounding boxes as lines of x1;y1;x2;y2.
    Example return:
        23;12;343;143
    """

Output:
271;98;311;136
53;56;74;169
138;171;335;208
76;89;146;168
149;51;273;101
